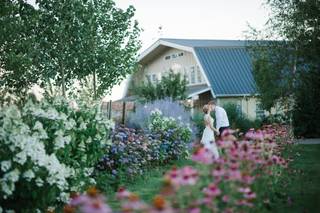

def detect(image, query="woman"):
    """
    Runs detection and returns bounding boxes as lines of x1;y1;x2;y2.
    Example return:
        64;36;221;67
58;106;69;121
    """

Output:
201;104;220;159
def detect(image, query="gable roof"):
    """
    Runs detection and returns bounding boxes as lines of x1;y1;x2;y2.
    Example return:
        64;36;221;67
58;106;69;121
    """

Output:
138;38;258;97
161;38;248;48
194;47;257;96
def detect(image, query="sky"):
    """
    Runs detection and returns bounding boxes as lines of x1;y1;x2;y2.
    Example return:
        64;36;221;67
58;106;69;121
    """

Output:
26;0;270;101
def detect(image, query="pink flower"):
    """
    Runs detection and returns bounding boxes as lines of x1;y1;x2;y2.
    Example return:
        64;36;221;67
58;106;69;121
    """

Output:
164;166;198;186
238;187;251;193
241;174;255;184
192;147;214;164
203;183;221;197
244;191;256;199
222;195;230;202
212;165;225;177
116;187;131;200
236;199;254;207
188;207;201;213
180;166;198;185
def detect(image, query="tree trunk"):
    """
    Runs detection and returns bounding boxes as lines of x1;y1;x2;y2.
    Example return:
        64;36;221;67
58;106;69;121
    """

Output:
93;69;97;100
60;63;66;97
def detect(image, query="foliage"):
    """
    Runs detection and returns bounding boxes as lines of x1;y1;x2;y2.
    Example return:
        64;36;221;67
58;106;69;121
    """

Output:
0;96;114;212
0;0;141;97
192;110;206;138
127;98;192;131
66;124;293;212
223;103;262;133
134;71;187;102
246;0;320;137
292;68;320;138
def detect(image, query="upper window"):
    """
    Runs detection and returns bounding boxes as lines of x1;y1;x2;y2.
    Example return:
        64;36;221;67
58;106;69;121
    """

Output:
152;74;158;83
164;52;184;61
145;74;151;83
196;66;202;83
183;68;189;84
190;66;196;84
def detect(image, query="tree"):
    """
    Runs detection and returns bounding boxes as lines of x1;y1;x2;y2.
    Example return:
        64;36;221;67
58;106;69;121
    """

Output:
0;1;40;94
0;0;141;98
135;71;187;102
247;0;320;137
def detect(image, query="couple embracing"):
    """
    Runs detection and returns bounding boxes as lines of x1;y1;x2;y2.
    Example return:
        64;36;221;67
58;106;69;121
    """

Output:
201;99;229;159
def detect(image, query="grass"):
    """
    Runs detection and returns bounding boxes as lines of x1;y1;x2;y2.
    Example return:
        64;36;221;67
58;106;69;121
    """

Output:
103;159;194;210
102;144;320;212
267;144;320;212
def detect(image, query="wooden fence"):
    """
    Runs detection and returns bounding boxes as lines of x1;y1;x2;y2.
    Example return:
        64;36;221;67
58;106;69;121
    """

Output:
101;100;135;124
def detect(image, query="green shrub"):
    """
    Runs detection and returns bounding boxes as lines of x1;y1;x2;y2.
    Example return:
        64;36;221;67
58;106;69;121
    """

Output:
192;110;205;138
0;97;113;211
223;103;262;132
134;71;187;102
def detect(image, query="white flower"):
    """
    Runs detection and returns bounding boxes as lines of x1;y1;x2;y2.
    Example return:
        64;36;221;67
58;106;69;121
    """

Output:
1;161;12;172
58;192;69;203
0;206;2;213
65;119;76;130
35;177;44;187
6;210;15;213
28;85;44;102
4;169;20;183
89;178;96;185
68;100;79;111
23;170;35;181
54;134;71;150
153;108;162;115
79;121;87;130
84;167;94;176
13;151;27;165
1;181;14;196
33;121;43;130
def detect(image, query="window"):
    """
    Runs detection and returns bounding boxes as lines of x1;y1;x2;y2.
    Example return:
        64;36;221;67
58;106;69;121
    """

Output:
184;68;189;84
256;103;265;119
196;66;202;83
190;66;196;84
145;74;151;83
152;74;157;83
178;52;184;57
165;55;171;60
172;53;177;58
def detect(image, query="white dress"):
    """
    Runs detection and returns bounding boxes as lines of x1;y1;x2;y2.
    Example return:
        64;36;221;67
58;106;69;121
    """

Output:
201;114;219;159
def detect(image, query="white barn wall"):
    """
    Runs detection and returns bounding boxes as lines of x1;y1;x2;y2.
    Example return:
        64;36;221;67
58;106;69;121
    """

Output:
141;48;206;86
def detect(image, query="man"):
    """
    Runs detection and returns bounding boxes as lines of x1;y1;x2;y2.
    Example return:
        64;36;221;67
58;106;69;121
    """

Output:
208;99;230;135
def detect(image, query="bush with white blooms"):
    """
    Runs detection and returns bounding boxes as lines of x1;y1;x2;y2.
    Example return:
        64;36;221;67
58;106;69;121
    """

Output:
0;93;114;212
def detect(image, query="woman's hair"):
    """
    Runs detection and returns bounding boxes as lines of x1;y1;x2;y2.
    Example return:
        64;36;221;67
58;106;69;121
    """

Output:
203;104;210;114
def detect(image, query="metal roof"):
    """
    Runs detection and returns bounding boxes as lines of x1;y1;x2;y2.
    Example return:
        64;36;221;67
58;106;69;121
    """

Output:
186;84;211;98
161;38;248;48
194;47;257;96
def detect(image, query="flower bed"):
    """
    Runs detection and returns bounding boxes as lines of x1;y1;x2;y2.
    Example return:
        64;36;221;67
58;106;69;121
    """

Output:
66;124;293;212
97;110;192;187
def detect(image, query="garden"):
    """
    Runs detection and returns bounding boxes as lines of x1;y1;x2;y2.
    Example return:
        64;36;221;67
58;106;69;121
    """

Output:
1;0;320;212
2;89;314;212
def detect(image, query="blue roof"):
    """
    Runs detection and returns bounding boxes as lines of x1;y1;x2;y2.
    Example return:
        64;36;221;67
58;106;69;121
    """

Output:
194;47;257;96
159;38;257;96
162;38;248;48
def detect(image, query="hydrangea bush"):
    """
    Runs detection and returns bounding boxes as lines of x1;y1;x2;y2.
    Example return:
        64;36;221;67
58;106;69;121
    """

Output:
97;111;193;188
0;97;114;211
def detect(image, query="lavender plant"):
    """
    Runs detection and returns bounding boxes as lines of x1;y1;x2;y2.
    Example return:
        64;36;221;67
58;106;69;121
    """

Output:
127;98;192;130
